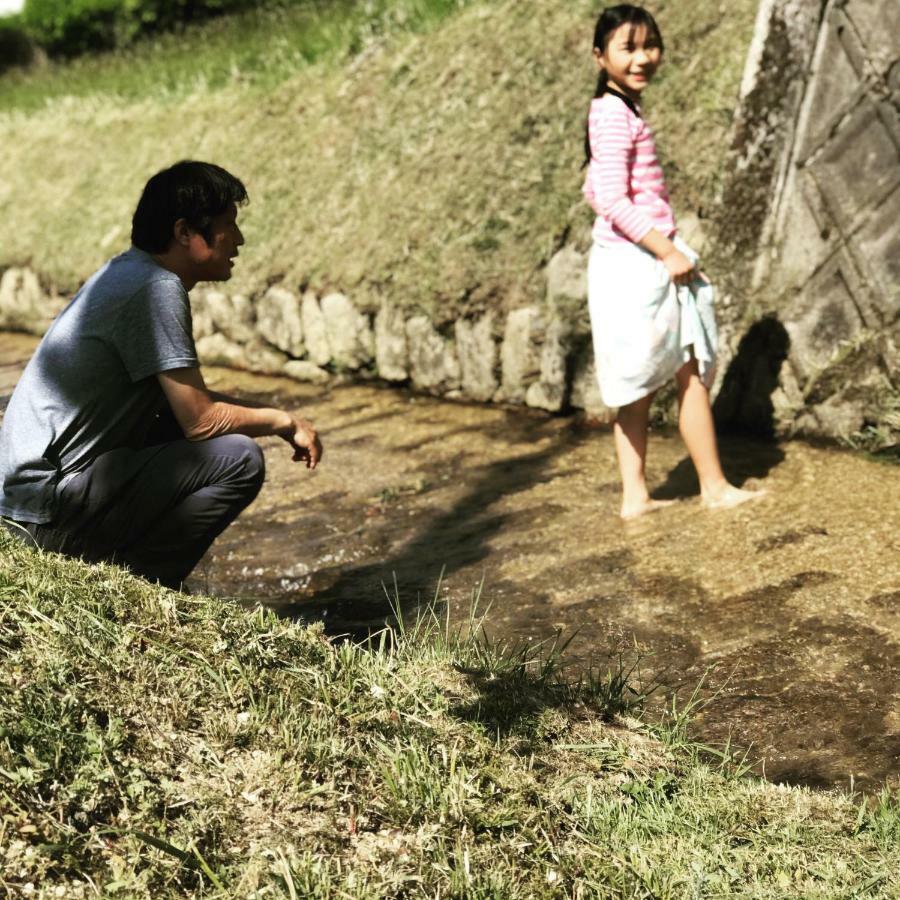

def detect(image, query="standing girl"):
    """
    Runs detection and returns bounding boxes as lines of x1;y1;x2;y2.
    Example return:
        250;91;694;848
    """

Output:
583;4;763;518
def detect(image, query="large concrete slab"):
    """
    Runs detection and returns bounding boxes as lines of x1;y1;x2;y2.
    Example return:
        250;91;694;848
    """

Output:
721;0;899;440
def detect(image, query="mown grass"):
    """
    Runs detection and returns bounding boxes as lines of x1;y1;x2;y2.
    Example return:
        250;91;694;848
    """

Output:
0;0;471;114
0;0;758;318
2;530;899;898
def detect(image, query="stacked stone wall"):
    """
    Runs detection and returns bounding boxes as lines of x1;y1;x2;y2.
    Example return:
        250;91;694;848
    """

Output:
0;258;613;421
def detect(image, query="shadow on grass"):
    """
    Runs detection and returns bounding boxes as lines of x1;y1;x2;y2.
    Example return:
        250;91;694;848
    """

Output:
447;649;643;740
380;599;647;740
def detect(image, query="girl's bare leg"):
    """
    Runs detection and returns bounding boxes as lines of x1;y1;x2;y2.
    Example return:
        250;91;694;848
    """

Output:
613;390;674;519
675;358;765;509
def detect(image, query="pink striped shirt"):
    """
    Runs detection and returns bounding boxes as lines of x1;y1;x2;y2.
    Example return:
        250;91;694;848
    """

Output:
583;92;676;246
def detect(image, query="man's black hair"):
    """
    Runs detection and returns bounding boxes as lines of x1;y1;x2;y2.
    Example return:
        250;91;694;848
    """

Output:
131;160;248;254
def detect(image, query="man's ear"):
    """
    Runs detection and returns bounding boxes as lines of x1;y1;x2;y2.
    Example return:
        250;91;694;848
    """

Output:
172;217;193;247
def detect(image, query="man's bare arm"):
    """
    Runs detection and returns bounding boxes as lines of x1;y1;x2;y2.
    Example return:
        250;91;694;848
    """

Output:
157;368;322;468
207;389;264;409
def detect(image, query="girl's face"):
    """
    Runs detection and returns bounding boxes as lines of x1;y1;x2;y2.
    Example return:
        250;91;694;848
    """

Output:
594;22;662;99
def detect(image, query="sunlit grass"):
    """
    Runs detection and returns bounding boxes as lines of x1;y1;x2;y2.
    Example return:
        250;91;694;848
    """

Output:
0;0;472;113
2;530;898;896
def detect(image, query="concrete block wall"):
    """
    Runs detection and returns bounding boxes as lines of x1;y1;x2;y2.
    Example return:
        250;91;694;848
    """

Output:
715;0;899;442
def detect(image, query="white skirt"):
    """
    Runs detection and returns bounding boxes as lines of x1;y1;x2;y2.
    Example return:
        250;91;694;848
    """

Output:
587;236;718;408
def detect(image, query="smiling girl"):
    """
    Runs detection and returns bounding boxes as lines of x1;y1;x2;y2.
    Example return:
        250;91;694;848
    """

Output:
583;4;764;519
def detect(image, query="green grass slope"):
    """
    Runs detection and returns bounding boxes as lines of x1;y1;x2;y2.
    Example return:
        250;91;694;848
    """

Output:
0;0;757;319
2;532;899;897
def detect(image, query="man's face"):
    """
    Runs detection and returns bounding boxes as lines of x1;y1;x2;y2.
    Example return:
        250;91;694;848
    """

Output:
186;203;244;282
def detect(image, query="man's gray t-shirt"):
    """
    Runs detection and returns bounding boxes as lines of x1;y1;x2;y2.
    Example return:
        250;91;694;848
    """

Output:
0;247;198;523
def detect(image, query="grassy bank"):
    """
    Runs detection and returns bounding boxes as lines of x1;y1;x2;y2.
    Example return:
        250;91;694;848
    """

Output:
1;532;898;897
0;0;471;113
0;0;757;318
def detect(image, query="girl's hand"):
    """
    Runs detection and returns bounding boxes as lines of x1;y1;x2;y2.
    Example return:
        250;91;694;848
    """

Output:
662;249;695;285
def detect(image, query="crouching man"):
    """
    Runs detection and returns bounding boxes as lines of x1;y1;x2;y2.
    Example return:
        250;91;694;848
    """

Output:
0;160;322;589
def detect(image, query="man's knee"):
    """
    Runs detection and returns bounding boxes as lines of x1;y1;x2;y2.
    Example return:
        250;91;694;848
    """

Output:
219;434;265;490
198;434;265;504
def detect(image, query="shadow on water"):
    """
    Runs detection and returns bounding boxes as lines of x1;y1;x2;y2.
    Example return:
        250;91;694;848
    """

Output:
652;434;786;501
279;422;590;639
653;316;791;500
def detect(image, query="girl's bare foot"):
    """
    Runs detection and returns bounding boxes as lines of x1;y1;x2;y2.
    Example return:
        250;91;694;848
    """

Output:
702;484;767;511
620;497;676;520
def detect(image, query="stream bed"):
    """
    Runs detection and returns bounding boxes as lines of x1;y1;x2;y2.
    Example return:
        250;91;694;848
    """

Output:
3;332;899;791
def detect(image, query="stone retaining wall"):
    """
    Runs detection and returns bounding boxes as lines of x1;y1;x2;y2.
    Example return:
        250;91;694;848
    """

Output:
0;255;614;421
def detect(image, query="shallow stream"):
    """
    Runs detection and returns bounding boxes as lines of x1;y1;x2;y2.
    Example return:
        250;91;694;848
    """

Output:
3;333;899;791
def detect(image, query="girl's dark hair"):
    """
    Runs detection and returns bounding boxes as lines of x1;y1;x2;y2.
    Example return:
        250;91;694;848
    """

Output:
583;5;664;165
131;160;248;253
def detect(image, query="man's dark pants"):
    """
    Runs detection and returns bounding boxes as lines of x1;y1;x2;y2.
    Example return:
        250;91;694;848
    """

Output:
7;418;264;589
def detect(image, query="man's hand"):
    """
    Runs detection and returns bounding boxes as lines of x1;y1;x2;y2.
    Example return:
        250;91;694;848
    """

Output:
277;414;323;468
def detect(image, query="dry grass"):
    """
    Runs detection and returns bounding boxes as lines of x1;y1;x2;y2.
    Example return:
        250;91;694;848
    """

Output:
0;0;758;320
